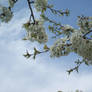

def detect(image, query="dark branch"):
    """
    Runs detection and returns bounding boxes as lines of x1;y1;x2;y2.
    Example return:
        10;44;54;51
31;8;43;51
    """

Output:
67;59;84;75
27;0;35;23
83;30;92;39
23;49;49;59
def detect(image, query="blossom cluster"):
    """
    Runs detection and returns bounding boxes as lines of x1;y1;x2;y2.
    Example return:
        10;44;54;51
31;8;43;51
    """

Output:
50;24;92;64
50;38;71;57
34;0;48;12
0;6;13;23
78;16;92;34
49;25;75;58
71;31;92;64
23;20;48;44
8;0;17;8
61;25;75;36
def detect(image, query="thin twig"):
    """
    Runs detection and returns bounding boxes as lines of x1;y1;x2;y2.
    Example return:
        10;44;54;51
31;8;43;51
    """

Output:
23;49;49;59
83;30;92;39
67;60;84;74
47;6;69;16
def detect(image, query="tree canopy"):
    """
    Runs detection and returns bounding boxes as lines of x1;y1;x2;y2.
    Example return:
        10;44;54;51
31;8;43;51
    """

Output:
0;0;92;74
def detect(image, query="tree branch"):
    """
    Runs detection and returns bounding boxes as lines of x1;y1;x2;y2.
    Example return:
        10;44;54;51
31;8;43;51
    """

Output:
47;5;69;16
83;30;92;39
27;0;35;23
23;49;49;59
67;59;84;74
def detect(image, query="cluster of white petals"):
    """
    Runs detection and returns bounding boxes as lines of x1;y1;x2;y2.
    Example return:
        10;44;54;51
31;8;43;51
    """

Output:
50;38;71;57
61;25;74;35
78;16;92;34
50;23;92;64
71;31;92;64
34;0;48;12
0;6;13;23
8;0;16;8
23;21;48;44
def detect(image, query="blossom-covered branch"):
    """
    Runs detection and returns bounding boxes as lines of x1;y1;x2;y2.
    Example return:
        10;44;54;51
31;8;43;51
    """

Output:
0;0;92;74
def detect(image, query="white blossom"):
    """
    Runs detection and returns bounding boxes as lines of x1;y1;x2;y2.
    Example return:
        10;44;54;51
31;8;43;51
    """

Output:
23;21;48;44
50;38;71;57
71;31;92;64
61;25;74;35
8;0;15;8
0;6;13;23
34;0;48;12
77;16;92;34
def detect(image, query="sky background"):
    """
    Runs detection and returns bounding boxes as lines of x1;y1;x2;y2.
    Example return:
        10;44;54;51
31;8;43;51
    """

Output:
0;0;92;92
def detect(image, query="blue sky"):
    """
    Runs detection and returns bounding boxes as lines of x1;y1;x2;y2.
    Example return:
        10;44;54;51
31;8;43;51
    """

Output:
0;0;92;92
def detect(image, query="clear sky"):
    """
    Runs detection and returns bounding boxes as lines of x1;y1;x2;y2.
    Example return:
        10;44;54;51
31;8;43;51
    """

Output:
0;0;92;92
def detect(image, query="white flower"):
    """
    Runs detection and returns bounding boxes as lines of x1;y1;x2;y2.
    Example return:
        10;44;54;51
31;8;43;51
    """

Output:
23;21;48;44
34;0;48;12
50;38;71;57
8;0;15;8
77;16;92;34
61;25;74;36
71;31;92;64
0;7;13;23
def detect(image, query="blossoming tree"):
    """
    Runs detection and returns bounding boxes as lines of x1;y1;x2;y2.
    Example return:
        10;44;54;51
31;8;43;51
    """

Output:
0;0;92;74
